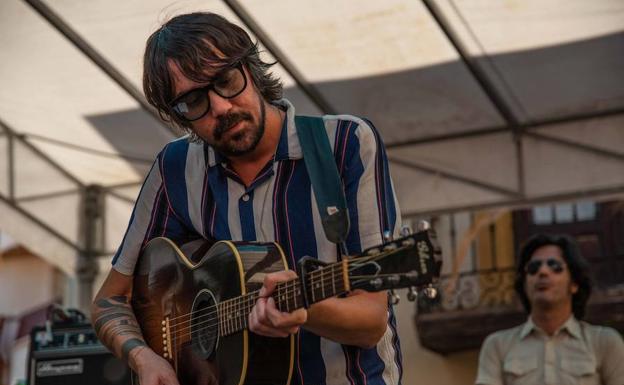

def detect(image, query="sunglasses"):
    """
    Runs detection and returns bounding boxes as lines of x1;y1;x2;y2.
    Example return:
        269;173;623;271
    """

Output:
170;61;247;122
525;258;566;275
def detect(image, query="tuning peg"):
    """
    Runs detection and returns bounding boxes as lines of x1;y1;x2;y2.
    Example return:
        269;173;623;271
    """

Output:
405;270;419;281
383;243;398;251
416;220;431;232
400;225;412;237
389;289;400;305
401;237;415;247
383;230;393;243
423;284;438;299
369;278;383;290
387;275;400;285
407;287;418;302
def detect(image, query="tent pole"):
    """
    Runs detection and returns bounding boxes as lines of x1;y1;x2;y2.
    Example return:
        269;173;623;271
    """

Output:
24;0;175;137
77;185;104;314
221;0;336;115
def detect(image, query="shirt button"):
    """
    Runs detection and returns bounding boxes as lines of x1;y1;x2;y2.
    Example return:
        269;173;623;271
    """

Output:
242;194;250;202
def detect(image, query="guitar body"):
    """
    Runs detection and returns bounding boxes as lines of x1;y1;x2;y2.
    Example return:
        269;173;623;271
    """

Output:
132;237;295;385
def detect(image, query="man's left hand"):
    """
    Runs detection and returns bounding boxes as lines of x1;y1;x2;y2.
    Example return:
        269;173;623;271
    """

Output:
248;270;307;337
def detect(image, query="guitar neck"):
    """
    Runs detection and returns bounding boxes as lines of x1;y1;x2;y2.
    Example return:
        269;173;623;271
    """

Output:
218;260;349;336
216;231;437;337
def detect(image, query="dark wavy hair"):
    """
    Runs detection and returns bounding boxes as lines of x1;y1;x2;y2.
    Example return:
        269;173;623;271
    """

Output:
142;12;283;133
514;233;592;319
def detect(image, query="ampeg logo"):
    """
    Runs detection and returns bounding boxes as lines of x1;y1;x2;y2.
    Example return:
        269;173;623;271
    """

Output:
36;358;84;377
417;241;430;275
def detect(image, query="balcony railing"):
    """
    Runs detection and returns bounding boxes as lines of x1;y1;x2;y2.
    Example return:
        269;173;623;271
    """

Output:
409;201;624;353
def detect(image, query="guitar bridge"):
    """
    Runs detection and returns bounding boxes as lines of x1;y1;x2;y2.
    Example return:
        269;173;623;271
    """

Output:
161;317;172;359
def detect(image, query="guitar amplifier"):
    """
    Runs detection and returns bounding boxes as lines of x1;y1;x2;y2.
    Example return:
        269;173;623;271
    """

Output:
27;323;132;385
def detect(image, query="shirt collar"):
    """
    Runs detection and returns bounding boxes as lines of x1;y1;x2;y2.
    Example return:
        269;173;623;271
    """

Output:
274;98;302;161
520;315;581;340
519;317;536;340
561;316;582;339
205;98;301;168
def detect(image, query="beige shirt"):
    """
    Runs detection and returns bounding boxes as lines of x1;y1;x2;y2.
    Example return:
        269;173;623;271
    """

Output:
475;317;624;385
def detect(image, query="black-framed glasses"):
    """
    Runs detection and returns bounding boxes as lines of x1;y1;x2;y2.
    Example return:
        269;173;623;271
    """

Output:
525;258;566;275
169;62;247;122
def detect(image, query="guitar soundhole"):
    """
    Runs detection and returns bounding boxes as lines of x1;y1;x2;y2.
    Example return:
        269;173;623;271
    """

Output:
190;290;219;359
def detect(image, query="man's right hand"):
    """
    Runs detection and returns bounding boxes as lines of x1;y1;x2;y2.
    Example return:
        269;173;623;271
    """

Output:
92;269;181;385
132;347;180;385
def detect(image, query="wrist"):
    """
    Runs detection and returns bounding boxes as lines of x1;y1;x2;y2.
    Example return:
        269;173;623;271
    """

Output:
127;344;149;372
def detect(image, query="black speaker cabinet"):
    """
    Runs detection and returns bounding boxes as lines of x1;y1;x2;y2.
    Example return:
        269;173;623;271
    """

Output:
28;323;131;385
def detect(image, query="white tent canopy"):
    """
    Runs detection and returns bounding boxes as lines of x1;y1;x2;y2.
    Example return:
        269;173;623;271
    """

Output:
1;0;623;308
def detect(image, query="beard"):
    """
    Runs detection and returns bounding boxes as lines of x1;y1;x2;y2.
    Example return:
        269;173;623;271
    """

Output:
211;99;266;158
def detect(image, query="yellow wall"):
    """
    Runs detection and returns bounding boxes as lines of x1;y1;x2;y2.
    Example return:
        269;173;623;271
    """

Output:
395;293;479;385
475;211;515;271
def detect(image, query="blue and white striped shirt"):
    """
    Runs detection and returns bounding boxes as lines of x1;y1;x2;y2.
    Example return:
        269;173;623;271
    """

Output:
113;99;403;385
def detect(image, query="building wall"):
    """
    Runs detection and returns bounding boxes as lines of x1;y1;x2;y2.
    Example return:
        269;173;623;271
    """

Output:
395;292;479;385
0;253;58;316
0;251;65;385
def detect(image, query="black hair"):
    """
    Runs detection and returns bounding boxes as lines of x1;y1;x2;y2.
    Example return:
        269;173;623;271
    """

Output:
143;12;282;132
514;233;592;319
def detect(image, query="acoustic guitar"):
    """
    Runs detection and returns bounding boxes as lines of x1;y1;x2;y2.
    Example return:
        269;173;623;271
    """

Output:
131;229;441;385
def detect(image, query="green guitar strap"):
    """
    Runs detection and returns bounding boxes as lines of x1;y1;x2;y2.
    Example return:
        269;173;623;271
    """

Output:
294;116;350;251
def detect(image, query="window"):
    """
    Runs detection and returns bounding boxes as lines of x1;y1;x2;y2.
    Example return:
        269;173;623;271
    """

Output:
531;201;597;225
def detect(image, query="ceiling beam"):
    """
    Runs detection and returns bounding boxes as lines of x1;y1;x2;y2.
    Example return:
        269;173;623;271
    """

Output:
386;107;624;148
24;0;175;137
389;156;522;198
422;0;520;127
0;192;81;252
386;126;508;148
222;0;337;115
402;184;624;218
23;133;153;164
105;189;137;204
523;106;624;130
7;126;15;200
524;131;624;163
0;118;84;188
422;0;527;195
14;188;84;203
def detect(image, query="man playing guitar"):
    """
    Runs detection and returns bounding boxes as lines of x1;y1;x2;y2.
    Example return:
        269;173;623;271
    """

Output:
92;12;405;385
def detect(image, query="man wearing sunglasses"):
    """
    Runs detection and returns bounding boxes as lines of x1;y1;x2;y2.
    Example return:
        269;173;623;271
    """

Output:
476;233;624;385
92;11;402;385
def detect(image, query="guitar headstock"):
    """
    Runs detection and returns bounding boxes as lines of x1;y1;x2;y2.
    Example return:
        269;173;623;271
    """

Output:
347;226;442;296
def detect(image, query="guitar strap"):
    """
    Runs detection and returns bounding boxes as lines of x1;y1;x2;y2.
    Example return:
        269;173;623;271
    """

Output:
294;116;350;253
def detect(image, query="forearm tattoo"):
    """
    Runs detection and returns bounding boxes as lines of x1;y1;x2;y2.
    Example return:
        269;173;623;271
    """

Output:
92;296;146;363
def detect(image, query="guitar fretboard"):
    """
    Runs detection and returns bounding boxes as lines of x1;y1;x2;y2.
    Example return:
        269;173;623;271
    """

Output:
217;261;348;336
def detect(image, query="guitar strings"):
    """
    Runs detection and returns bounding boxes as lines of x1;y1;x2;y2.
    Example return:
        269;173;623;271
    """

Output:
168;251;404;339
165;269;377;356
168;264;346;336
164;247;403;335
167;276;349;341
168;264;351;337
162;240;409;325
164;250;393;357
166;260;347;328
163;250;375;325
166;257;361;333
151;243;416;358
168;278;367;356
164;263;324;324
165;249;401;336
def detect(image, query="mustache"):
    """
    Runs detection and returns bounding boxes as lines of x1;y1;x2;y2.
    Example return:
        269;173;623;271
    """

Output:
214;112;253;140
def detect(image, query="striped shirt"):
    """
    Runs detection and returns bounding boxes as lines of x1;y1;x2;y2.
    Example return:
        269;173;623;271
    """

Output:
112;99;403;385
